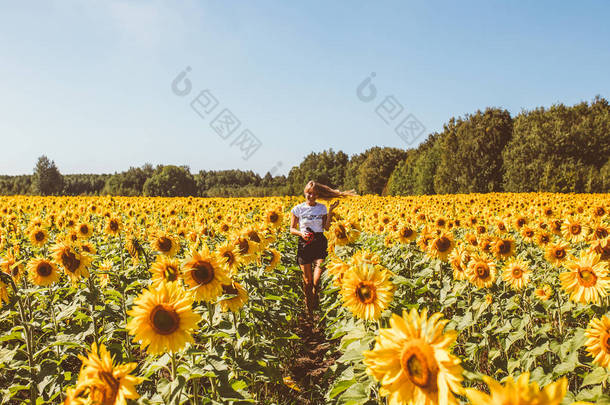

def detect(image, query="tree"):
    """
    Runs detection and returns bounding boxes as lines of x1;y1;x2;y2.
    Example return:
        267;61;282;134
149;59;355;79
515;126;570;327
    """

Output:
286;149;349;194
104;164;154;196
387;149;419;195
434;108;513;194
357;147;407;195
143;165;197;197
503;97;610;192
32;156;64;195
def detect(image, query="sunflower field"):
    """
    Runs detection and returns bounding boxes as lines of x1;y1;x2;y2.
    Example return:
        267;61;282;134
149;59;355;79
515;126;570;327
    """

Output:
0;193;609;405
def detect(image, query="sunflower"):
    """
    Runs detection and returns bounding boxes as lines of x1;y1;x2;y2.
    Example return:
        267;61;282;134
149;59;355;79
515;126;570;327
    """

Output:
125;233;142;263
464;372;567;405
150;233;180;257
214;242;241;274
27;258;60;286
589;236;610;262
72;342;143;405
520;226;536;243
79;241;97;255
329;220;359;246
29;227;49;247
182;249;230;302
559;251;609;305
126;282;201;355
98;259;112;289
397;223;417;244
104;216;122;236
51;242;92;282
449;245;471;281
587;221;608;241
513;215;528;230
219;281;248;312
561;217;588;243
584;315;610;368
351;249;382;266
340;262;394;321
1;249;24;283
545;242;570;267
0;279;9;304
264;208;283;229
217;221;231;235
363;308;463;405
327;255;350;288
467;254;496;289
232;235;258;265
427;232;455;262
502;257;530;290
76;221;94;239
534;230;551;247
417;230;436;252
534;284;553;301
149;255;182;285
491;237;515;260
261;248;281;272
241;225;268;253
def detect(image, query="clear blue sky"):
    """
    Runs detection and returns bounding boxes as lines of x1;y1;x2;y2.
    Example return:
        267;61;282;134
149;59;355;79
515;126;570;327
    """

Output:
1;1;608;176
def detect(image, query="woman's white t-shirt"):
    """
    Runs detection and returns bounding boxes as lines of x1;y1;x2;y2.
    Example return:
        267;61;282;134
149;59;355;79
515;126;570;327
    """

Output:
291;202;327;233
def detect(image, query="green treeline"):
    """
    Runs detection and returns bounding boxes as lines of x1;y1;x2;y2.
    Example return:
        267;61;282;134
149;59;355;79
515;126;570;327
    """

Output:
3;97;610;197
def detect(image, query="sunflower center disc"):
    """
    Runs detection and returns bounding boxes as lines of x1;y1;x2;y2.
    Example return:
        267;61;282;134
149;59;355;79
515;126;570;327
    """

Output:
222;284;239;295
158;237;172;252
499;241;510;254
400;341;439;391
164;266;177;281
62;251;81;273
571;225;581;235
35;231;45;241
356;283;376;304
403;229;413;237
223;252;235;265
193;261;215;285
238;239;249;254
435;237;450;252
110;220;119;232
38;263;53;277
512;268;523;278
476;265;489;278
150;305;180;335
248;231;261;243
578;268;597;287
554;249;566;259
269;213;278;222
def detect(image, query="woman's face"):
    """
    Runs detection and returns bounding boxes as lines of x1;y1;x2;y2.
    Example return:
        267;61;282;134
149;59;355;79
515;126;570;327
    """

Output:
304;188;316;204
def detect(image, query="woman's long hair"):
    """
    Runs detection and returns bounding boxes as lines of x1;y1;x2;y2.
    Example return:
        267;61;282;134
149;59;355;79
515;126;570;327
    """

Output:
304;180;358;200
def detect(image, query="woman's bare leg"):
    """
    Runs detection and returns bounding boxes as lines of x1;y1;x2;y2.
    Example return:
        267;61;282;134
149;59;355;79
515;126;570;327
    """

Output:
300;263;314;315
312;258;325;310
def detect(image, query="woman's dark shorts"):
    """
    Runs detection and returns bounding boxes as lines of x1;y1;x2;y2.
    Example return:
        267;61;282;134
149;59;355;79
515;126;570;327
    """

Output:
296;232;328;265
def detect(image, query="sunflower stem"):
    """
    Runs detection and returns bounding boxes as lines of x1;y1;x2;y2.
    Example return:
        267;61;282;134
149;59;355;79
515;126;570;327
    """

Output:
48;286;63;401
192;353;199;403
554;288;563;336
170;351;177;381
17;295;37;404
87;274;100;347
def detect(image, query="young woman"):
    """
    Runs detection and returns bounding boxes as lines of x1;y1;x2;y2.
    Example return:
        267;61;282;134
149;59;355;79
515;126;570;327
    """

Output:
289;180;356;315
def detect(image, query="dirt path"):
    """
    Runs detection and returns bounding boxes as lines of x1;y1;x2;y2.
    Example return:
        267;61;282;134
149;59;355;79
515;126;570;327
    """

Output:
286;312;340;404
